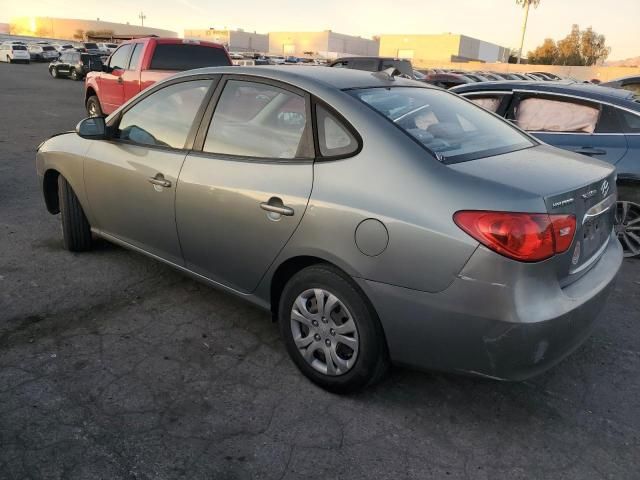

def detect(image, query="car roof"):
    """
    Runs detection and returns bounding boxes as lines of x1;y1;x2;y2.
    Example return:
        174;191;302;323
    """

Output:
451;80;640;110
171;65;434;91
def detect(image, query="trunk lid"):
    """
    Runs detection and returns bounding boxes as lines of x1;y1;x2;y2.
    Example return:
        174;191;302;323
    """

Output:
449;144;616;283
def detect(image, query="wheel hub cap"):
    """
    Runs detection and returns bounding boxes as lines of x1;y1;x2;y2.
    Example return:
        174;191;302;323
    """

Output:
615;200;640;258
290;288;359;376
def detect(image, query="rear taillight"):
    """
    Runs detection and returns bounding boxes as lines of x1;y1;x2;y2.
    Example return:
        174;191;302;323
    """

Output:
453;211;576;262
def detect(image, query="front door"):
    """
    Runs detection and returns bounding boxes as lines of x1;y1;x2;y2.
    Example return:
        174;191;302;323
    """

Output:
84;78;214;264
176;77;315;293
99;43;132;113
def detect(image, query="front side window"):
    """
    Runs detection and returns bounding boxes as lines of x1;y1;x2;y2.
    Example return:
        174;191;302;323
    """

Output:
118;80;211;149
467;95;504;113
128;43;143;70
514;97;600;133
108;44;132;70
204;80;310;159
351;87;533;163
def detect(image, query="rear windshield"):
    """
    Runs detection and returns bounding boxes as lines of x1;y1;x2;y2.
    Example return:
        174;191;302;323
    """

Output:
42;46;56;51
150;44;230;70
84;43;98;49
12;45;27;51
350;87;534;163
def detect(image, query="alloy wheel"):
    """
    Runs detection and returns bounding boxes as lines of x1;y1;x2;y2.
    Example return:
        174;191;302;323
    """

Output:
88;102;98;117
615;200;640;258
290;288;359;376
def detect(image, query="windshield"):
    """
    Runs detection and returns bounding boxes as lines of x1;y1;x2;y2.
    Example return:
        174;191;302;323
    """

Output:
350;87;534;163
85;43;98;49
43;46;56;51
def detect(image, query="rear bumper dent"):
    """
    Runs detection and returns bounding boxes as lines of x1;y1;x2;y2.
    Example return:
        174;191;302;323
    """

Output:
358;233;623;380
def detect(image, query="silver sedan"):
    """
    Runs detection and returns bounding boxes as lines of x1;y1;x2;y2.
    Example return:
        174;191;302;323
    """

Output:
36;67;622;392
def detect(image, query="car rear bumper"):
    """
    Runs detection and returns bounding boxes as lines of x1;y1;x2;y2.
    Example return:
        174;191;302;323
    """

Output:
357;233;623;380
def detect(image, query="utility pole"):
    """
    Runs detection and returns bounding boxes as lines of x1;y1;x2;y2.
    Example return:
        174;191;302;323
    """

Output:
139;12;146;27
517;1;530;64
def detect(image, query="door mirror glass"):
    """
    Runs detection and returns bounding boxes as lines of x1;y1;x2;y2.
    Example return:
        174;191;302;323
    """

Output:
76;116;107;139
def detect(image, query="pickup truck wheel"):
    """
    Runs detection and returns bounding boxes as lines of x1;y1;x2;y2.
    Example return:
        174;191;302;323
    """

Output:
58;176;92;252
70;68;79;81
86;96;103;117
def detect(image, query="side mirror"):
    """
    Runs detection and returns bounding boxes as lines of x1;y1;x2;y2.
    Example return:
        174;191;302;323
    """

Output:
76;116;108;140
101;63;112;73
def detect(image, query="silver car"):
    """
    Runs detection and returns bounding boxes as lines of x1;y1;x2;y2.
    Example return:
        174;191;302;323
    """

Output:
36;67;622;392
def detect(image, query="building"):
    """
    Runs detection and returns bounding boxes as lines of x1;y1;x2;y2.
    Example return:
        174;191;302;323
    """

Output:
184;28;268;52
378;34;509;66
9;17;176;42
268;31;379;59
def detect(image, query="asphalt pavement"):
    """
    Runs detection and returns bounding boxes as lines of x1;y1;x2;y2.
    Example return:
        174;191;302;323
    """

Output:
0;62;639;479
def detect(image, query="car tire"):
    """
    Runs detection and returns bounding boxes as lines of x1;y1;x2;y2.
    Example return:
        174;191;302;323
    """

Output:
70;68;79;81
58;175;92;252
7;56;11;64
278;264;389;393
50;67;58;78
86;95;103;117
616;185;640;258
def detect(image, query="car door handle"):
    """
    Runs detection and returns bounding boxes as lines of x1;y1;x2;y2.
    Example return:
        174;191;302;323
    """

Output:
148;174;171;188
573;147;606;156
260;197;294;216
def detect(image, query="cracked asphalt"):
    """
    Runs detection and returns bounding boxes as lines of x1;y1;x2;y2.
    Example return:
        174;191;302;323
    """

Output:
1;62;639;480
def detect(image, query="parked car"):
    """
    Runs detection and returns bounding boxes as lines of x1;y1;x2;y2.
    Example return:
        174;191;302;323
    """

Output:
266;55;286;64
329;56;416;79
97;42;118;54
452;80;640;257
0;44;30;63
37;66;622;391
531;71;561;80
77;42;105;55
84;37;231;116
28;44;59;62
49;51;103;80
424;72;477;89
601;75;640;95
52;43;76;53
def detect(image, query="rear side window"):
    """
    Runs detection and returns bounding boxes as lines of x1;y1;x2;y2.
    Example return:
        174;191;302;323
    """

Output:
514;97;600;133
128;43;143;70
150;44;230;70
618;109;640;133
204;80;311;159
351;87;533;163
118;80;211;149
316;105;358;157
108;44;132;70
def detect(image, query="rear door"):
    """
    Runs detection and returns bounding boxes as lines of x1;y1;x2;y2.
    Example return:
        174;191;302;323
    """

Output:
100;43;133;113
176;76;315;293
507;92;628;165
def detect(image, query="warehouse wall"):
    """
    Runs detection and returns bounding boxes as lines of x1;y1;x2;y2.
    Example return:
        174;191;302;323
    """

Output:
379;34;464;62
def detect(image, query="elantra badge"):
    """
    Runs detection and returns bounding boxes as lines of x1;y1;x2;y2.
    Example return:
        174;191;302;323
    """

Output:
601;180;610;197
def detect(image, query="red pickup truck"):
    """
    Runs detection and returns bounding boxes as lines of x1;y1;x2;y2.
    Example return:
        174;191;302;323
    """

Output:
84;37;231;116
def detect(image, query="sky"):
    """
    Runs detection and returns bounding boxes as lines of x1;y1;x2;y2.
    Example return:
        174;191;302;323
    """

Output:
1;0;638;60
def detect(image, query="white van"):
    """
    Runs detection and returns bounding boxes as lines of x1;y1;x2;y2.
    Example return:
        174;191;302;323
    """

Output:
0;44;31;64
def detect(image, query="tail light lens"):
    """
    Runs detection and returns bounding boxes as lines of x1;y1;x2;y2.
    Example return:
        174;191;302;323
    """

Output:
454;211;576;262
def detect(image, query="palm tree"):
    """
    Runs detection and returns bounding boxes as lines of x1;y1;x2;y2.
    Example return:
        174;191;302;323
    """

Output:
516;0;541;64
